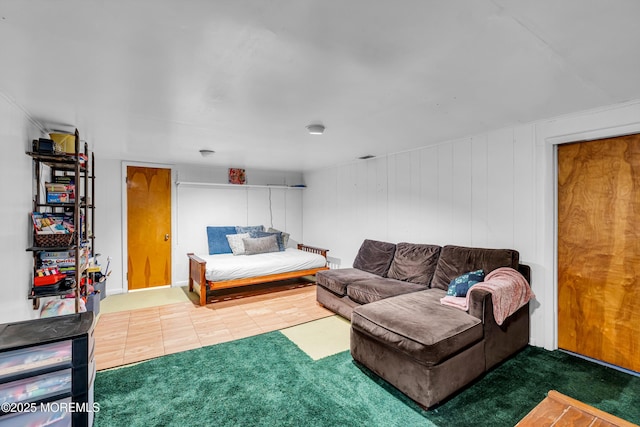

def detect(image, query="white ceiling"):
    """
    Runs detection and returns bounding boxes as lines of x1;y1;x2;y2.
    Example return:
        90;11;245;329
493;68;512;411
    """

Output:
1;0;640;172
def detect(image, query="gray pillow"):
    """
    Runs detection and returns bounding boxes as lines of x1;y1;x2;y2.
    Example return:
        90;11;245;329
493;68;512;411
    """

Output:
236;225;264;234
251;231;285;251
243;235;280;255
226;233;250;255
267;227;290;248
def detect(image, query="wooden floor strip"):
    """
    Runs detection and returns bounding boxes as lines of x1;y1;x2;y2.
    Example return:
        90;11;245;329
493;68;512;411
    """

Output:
516;390;638;427
94;285;333;370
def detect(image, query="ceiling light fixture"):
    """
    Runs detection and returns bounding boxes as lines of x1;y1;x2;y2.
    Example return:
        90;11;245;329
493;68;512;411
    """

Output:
199;149;215;157
358;155;376;160
306;124;325;135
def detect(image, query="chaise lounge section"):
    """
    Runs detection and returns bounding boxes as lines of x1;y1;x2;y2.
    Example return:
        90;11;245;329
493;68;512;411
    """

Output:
316;240;532;408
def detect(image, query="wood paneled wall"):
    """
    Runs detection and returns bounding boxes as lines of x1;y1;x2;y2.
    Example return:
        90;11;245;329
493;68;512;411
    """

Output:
303;125;536;270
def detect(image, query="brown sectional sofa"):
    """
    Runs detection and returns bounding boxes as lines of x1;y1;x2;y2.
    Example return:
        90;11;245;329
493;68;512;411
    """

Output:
316;239;531;409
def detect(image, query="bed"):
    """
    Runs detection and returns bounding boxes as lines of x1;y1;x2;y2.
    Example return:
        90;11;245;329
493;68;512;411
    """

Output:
187;244;329;306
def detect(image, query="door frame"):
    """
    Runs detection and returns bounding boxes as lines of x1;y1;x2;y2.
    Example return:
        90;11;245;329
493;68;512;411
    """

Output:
543;112;640;351
121;161;176;293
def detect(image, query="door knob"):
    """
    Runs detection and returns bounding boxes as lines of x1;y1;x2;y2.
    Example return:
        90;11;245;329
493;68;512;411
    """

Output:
164;234;170;241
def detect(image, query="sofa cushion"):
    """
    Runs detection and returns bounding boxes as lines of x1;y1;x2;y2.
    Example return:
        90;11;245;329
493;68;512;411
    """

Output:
352;289;483;366
316;268;379;296
347;277;427;305
387;242;441;285
430;245;519;291
353;239;397;277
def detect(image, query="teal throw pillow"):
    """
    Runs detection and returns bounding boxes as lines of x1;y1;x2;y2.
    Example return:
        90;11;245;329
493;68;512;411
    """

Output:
446;269;485;297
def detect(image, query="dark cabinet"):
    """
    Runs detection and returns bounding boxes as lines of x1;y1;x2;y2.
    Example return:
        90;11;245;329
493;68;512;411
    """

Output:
0;312;96;426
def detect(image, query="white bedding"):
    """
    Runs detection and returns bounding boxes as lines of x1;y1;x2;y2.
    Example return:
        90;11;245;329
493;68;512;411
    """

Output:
200;248;327;282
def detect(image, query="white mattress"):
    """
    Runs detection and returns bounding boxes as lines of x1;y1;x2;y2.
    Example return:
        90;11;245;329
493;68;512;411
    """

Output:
200;248;327;282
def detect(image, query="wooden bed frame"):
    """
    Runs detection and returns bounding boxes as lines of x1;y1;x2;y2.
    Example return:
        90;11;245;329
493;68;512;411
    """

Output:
187;244;329;306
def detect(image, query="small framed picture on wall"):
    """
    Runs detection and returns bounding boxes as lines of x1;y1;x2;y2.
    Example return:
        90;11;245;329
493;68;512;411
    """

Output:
228;168;246;185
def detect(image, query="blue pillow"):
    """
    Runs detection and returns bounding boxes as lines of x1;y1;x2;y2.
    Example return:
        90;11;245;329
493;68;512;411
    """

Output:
236;225;264;235
447;269;485;297
251;231;285;251
206;226;238;255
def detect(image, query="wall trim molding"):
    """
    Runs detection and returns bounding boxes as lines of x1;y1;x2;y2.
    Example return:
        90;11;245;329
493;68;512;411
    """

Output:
0;90;47;134
540;103;640;351
545;122;640;146
120;161;176;295
176;181;305;190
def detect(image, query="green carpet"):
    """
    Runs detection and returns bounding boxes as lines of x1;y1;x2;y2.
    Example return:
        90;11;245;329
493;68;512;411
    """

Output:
94;332;640;427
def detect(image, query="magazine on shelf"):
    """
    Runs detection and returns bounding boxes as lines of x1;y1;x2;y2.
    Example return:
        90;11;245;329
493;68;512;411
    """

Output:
31;212;75;235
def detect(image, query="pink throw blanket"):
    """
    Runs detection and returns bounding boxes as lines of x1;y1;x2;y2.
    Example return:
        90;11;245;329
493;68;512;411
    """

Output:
440;267;534;325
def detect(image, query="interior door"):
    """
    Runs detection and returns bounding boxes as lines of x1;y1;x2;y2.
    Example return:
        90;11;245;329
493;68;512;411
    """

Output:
127;166;172;290
557;134;640;373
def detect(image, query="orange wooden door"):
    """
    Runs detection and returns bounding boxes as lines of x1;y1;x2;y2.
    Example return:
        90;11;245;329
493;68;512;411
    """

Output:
557;134;640;373
127;166;172;290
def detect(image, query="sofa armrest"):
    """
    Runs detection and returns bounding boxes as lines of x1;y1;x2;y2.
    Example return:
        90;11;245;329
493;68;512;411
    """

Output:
469;263;531;323
518;263;531;284
467;286;530;370
468;288;491;323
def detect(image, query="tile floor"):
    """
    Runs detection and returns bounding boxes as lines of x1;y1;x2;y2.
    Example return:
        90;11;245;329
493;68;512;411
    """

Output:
94;285;333;370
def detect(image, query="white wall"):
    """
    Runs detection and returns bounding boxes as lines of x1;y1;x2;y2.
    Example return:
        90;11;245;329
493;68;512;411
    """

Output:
98;161;304;294
0;94;47;323
172;165;304;288
4;88;640;349
303;126;536;273
0;91;304;310
94;158;123;295
303;99;640;351
173;184;304;286
175;165;304;188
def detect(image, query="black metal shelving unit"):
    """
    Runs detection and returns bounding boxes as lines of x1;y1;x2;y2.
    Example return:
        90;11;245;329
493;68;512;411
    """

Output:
26;129;95;312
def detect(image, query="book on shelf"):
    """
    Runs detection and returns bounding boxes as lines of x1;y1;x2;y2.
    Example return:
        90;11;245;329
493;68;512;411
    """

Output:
45;182;75;192
35;224;69;235
46;192;73;204
53;175;75;185
39;250;75;259
40;258;76;267
32;212;75;234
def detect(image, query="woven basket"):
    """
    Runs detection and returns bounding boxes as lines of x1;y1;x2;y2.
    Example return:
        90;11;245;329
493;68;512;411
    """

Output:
34;232;75;248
